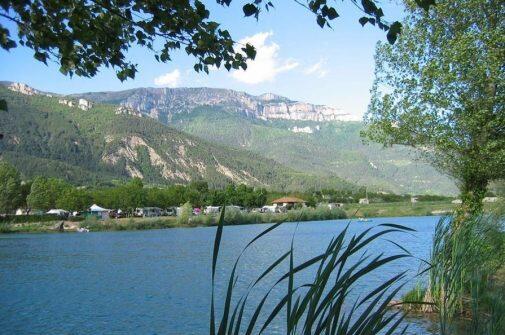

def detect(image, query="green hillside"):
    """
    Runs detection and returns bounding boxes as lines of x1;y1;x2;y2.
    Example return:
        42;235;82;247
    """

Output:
0;86;354;191
73;86;456;195
170;107;456;195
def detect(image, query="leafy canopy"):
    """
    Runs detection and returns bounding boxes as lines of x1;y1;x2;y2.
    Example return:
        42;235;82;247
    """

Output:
26;176;70;211
0;0;434;81
0;161;22;213
364;0;504;210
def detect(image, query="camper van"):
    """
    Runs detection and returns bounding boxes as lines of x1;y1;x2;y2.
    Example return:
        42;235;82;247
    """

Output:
204;206;221;215
134;207;162;218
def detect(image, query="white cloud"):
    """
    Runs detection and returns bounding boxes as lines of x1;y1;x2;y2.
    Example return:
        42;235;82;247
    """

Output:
154;69;181;87
304;59;328;78
232;31;299;84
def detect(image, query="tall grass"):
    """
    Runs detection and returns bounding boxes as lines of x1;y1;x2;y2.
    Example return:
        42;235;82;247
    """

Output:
210;207;416;334
190;206;347;227
83;216;180;231
429;212;505;334
400;282;427;312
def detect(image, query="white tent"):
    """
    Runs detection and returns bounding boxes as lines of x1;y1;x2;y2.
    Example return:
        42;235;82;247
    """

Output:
47;209;69;216
89;204;109;213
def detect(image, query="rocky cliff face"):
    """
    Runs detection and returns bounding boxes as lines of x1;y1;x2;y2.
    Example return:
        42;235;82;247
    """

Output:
75;87;353;122
7;82;52;97
3;82;93;110
4;82;353;122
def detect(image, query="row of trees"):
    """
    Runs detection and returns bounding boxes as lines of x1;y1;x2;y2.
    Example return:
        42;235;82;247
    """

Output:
1;162;458;214
0;162;269;213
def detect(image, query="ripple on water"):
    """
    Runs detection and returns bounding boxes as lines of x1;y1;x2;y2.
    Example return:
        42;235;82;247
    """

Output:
0;216;441;334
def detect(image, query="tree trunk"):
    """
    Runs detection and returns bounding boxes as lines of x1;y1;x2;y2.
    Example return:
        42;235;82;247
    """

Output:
455;175;488;224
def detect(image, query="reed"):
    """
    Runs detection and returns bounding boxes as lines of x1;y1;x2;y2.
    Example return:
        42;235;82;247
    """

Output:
210;207;416;335
429;212;505;334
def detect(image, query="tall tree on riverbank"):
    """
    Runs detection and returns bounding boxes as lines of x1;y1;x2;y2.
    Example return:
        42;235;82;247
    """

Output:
26;177;70;211
0;161;22;213
364;0;505;214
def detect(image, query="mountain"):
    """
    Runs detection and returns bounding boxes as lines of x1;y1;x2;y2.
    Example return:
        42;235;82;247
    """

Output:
0;83;354;191
73;86;355;123
73;87;457;195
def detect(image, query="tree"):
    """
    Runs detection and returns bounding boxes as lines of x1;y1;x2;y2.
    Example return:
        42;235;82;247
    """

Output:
116;177;146;211
0;1;435;81
176;201;193;225
0;161;22;213
56;188;92;211
364;0;504;214
27;177;70;210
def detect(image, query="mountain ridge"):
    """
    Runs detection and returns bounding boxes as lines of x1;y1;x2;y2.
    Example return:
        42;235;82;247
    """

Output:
72;86;356;123
0;83;354;191
70;84;456;195
1;81;457;194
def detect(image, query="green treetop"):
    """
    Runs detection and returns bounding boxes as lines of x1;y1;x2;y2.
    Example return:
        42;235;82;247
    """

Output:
0;1;435;81
364;0;505;214
0;161;22;213
27;177;70;211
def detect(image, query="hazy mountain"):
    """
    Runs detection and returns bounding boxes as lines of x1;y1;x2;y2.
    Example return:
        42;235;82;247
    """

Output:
72;86;457;195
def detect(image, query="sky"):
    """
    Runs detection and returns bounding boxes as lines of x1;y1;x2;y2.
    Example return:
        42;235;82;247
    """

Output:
0;1;404;120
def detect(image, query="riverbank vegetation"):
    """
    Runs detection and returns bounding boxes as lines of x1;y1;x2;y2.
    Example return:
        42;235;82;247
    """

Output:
344;201;456;218
209;208;417;335
1;166;459;214
1;161;462;219
0;205;348;233
85;205;346;232
400;209;505;334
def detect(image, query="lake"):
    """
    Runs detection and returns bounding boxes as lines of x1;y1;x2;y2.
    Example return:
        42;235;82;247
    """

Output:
0;216;441;334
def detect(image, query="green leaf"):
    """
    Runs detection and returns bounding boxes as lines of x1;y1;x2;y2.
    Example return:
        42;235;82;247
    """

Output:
210;205;226;335
316;15;326;28
359;17;369;27
34;51;47;64
242;44;256;60
414;0;436;11
361;0;378;14
327;8;339;20
243;4;257;17
386;21;402;44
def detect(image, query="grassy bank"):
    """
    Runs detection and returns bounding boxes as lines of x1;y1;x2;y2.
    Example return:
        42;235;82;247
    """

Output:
0;206;348;233
344;201;458;218
345;201;502;219
85;206;348;232
0;220;67;233
3;201;500;233
189;206;347;226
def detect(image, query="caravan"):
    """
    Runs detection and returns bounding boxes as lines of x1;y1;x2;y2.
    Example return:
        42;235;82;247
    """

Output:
134;207;162;217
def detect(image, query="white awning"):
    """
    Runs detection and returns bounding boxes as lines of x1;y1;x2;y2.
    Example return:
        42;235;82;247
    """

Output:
47;209;69;215
90;204;109;212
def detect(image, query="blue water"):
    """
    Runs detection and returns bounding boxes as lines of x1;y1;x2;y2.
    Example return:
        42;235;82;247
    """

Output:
0;216;441;334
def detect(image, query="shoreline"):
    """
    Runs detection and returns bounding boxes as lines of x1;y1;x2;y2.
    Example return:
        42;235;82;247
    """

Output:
0;201;465;234
4;201;500;234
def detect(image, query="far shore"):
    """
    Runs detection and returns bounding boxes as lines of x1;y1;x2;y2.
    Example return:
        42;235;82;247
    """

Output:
1;201;500;234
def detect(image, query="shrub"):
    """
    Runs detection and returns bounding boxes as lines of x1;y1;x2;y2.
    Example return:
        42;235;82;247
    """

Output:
190;214;215;226
0;214;83;224
176;202;193;225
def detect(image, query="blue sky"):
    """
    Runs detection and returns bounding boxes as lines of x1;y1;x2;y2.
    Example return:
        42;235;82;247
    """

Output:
0;1;404;120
